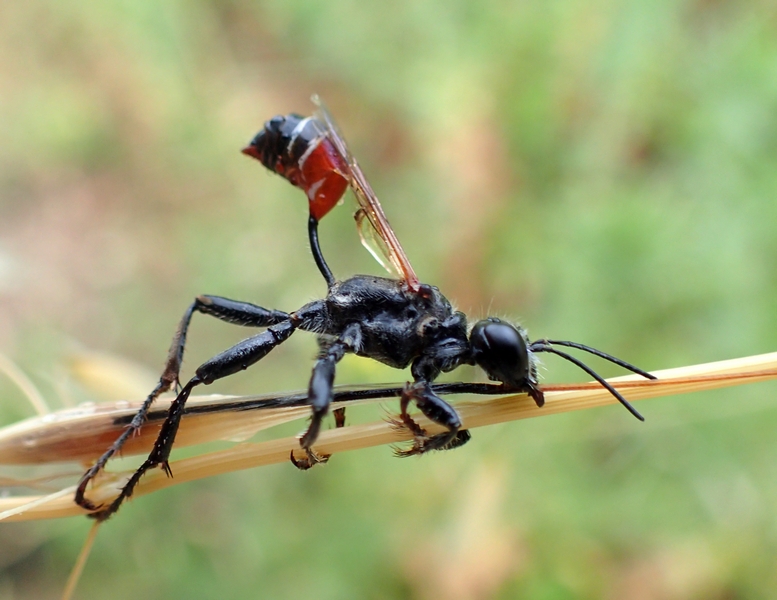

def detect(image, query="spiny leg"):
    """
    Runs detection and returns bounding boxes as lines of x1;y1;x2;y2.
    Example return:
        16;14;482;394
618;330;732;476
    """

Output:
170;295;292;391
75;296;291;511
395;386;427;439
393;381;466;458
91;378;199;520
290;325;360;470
317;337;348;430
75;379;169;511
289;218;340;468
86;320;298;520
292;405;347;468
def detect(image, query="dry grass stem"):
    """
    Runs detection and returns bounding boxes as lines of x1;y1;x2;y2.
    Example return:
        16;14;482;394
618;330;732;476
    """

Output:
60;520;101;600
0;351;774;522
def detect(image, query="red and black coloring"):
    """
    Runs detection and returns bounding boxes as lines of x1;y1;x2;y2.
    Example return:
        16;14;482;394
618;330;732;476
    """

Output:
74;99;656;521
241;114;348;287
242;99;420;292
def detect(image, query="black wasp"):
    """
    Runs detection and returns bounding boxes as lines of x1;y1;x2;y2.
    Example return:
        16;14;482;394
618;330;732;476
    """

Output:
75;96;655;520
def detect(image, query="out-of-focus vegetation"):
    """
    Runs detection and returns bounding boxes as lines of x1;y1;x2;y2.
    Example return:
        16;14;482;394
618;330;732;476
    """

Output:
1;1;776;598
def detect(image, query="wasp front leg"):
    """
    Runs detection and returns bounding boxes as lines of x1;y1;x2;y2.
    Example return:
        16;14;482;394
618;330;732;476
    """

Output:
392;381;471;458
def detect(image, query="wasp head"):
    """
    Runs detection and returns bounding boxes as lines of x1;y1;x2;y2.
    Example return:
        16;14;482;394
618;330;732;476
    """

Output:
469;318;537;390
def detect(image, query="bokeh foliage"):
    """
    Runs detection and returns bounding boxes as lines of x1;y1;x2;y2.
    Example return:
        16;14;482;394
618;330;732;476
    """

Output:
0;1;776;598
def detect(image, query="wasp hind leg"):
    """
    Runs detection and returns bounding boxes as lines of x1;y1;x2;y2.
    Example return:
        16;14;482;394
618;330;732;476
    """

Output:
74;295;292;512
85;319;298;520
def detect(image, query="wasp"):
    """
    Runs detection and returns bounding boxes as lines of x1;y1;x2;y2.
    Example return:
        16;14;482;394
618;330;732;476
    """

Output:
75;96;655;520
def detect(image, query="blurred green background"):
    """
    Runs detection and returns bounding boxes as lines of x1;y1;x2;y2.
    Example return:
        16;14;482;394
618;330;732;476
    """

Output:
1;1;777;598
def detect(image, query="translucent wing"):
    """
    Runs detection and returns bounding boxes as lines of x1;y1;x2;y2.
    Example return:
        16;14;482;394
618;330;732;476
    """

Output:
312;95;420;291
354;208;394;275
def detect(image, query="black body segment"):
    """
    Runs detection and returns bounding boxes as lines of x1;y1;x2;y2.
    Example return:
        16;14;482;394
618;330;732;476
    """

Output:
245;113;313;176
196;321;297;384
195;295;290;326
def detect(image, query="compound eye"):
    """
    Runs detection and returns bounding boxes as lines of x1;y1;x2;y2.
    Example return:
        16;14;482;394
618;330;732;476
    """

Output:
470;318;529;387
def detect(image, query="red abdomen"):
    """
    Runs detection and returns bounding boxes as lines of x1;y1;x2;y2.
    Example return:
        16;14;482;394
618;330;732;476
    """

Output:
243;114;348;221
